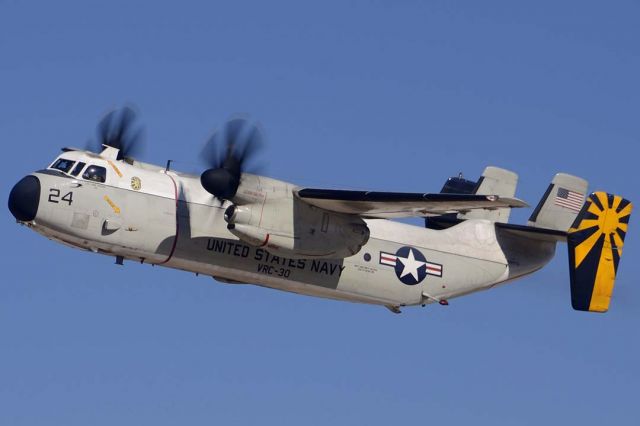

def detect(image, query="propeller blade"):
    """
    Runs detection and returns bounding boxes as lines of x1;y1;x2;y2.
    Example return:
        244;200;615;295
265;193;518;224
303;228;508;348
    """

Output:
200;116;264;201
90;105;145;160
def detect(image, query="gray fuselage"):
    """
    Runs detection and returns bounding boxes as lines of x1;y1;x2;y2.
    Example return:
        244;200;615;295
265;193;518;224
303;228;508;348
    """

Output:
12;152;556;309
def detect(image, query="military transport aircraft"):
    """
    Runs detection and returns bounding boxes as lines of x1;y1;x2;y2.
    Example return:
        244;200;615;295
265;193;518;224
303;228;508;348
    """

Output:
8;107;632;313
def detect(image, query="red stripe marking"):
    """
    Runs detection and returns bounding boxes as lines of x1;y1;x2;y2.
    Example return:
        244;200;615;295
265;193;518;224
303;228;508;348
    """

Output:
158;173;179;265
557;199;582;206
557;197;582;204
259;233;270;247
557;200;582;206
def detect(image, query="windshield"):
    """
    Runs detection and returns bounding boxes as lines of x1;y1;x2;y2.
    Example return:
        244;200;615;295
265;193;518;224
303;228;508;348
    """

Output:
50;158;75;173
70;161;86;177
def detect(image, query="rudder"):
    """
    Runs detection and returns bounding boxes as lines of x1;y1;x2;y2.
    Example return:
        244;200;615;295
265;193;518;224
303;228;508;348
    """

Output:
568;192;632;312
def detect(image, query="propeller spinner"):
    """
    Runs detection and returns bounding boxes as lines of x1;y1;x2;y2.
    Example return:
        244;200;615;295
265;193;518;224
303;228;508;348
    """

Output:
200;118;262;201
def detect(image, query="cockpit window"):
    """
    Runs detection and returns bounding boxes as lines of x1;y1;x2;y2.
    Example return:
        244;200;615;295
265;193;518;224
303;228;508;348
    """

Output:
82;165;107;183
51;158;75;173
70;161;86;177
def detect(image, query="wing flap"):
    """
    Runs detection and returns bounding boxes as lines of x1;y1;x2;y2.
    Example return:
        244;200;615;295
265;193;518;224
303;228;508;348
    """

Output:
295;188;527;219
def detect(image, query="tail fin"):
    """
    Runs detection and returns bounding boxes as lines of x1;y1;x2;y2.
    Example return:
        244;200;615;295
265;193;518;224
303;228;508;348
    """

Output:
528;173;588;231
568;192;632;312
460;166;518;223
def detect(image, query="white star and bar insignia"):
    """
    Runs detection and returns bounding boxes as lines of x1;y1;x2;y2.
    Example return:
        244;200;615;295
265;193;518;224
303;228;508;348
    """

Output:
379;246;442;285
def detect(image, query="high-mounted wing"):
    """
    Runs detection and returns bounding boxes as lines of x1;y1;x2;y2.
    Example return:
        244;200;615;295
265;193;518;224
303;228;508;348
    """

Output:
295;188;527;219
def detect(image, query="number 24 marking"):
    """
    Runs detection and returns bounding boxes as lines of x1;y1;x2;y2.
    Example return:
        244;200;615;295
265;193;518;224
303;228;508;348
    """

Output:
48;188;74;205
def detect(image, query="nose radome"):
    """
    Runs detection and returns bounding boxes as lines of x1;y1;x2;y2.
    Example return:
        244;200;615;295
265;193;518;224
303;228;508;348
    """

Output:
8;175;40;222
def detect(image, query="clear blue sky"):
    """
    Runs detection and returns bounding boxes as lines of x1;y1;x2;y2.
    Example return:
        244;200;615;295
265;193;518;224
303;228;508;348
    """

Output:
1;1;638;424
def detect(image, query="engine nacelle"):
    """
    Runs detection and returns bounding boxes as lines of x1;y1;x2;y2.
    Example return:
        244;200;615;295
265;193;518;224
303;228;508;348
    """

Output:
224;199;369;259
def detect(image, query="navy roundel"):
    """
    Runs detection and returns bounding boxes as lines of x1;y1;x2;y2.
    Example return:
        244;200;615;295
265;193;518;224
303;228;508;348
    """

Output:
394;246;428;285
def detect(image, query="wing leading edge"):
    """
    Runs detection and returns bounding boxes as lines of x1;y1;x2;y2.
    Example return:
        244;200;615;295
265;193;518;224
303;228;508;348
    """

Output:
295;188;528;219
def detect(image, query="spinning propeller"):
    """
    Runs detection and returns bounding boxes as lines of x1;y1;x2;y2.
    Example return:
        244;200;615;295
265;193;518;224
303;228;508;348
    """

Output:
200;117;262;201
88;106;145;161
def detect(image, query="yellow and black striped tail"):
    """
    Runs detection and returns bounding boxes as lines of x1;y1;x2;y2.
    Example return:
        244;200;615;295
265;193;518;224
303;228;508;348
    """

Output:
568;192;632;313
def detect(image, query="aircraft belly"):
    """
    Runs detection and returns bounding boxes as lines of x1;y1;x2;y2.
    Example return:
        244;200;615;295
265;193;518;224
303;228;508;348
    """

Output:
163;206;512;306
170;235;352;295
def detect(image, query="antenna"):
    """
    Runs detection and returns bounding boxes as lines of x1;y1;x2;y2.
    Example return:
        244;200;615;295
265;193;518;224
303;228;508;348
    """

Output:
165;160;172;172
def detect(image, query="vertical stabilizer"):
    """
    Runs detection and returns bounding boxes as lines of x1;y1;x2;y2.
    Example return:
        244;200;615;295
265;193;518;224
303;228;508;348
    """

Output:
528;173;588;231
460;166;518;223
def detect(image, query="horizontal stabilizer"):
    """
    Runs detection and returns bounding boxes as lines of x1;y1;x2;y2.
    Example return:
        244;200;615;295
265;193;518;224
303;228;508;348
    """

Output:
568;192;632;313
495;222;567;242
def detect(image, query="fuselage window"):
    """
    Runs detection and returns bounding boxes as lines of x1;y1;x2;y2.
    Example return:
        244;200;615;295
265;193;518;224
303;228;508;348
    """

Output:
51;158;75;173
82;165;107;183
70;161;86;177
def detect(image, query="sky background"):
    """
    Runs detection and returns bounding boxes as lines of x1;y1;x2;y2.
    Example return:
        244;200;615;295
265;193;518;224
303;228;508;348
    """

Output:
1;1;638;424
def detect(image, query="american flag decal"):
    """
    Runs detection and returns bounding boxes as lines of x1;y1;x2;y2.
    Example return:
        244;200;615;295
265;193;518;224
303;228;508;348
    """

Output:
555;188;584;212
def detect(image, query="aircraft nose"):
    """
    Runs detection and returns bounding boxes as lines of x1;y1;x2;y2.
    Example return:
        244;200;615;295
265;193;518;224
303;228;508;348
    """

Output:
8;175;41;222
